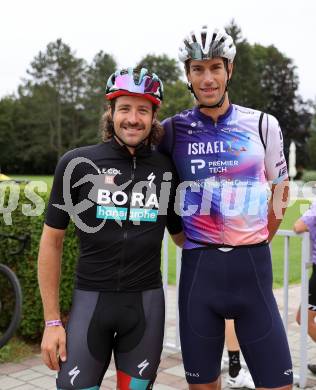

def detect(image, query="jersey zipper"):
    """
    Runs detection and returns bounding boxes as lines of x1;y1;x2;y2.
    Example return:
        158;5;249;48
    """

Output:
214;120;224;244
219;177;225;244
117;155;137;290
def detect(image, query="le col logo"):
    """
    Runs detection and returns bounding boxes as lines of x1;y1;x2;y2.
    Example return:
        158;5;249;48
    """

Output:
97;168;122;175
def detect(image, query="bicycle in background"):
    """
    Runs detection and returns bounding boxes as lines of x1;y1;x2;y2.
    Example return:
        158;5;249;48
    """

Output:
0;232;29;348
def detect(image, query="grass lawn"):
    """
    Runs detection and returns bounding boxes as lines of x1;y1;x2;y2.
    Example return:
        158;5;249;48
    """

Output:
165;199;312;288
10;174;53;188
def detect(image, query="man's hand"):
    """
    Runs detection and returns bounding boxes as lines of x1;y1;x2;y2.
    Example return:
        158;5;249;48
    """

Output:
41;326;67;371
171;231;185;248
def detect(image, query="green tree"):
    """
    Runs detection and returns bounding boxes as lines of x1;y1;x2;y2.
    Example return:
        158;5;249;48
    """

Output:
137;54;182;84
159;81;194;120
83;51;117;144
305;103;316;169
252;44;312;163
226;21;260;108
0;97;18;173
225;20;312;165
22;39;87;160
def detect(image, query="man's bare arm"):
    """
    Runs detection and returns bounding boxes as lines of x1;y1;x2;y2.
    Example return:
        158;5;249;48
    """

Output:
267;179;290;243
38;224;66;371
38;224;65;320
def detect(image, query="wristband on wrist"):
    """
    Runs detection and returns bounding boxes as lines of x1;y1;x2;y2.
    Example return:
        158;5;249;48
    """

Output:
45;320;63;327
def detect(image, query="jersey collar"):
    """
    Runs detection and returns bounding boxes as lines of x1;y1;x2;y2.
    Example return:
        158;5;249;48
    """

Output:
193;103;233;124
110;137;152;158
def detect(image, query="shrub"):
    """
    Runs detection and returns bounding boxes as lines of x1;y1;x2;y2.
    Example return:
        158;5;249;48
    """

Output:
302;170;316;182
0;182;78;341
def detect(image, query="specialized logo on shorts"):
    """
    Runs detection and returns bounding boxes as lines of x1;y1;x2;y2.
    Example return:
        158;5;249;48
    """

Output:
138;359;150;376
68;365;80;385
284;368;293;376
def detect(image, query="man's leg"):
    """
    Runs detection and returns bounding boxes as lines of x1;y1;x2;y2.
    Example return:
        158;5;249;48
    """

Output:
114;288;165;390
179;249;226;389
297;264;316;342
225;319;254;389
235;245;292;389
225;319;241;377
57;290;112;390
296;308;316;342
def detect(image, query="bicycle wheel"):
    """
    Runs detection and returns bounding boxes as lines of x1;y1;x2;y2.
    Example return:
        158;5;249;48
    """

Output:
0;264;22;348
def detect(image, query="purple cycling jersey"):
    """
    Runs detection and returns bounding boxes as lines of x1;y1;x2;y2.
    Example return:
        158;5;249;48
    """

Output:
160;104;288;248
301;201;316;264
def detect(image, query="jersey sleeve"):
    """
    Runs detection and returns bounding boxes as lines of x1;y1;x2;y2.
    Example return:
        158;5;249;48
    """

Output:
158;117;175;156
301;202;316;231
263;114;288;184
45;150;78;230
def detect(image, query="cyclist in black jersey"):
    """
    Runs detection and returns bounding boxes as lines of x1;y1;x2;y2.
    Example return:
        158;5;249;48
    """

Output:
159;26;292;390
38;67;184;390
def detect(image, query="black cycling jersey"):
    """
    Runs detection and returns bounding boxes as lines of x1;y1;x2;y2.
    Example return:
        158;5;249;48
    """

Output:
45;138;182;292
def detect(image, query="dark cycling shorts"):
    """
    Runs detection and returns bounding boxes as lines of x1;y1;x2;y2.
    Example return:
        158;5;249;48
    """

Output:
309;264;316;310
56;288;164;390
179;244;293;388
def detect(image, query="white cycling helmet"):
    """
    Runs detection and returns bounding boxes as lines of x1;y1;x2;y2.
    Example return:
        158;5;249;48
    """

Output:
178;26;236;64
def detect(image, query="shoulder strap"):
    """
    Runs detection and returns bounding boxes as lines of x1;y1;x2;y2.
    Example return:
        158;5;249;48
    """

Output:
259;112;266;150
170;117;176;155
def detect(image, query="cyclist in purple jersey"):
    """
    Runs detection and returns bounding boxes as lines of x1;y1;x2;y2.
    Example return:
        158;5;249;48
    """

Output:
159;26;292;389
294;201;316;374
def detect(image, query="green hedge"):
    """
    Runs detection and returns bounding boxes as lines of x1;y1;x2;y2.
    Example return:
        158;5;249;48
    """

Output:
0;182;78;341
303;170;316;182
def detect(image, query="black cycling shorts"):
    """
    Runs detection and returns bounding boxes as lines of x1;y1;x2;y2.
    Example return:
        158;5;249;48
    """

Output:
56;288;164;389
179;244;293;388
